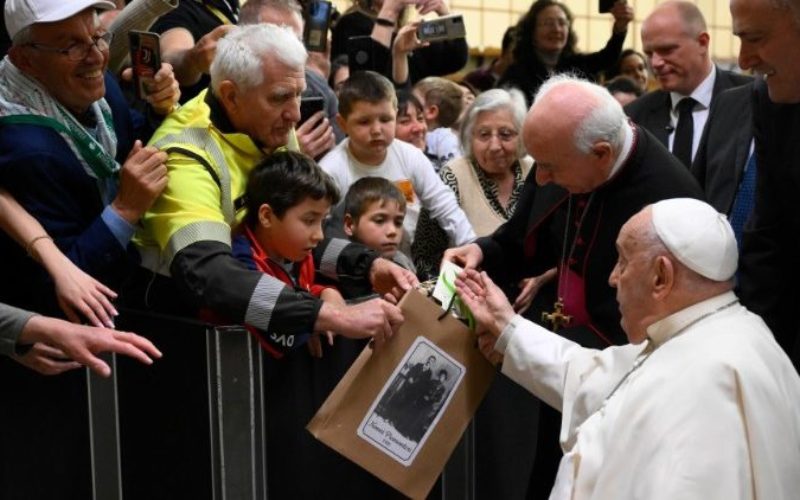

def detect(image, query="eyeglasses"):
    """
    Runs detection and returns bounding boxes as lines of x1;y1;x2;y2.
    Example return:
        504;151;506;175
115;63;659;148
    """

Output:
473;128;519;143
537;19;570;29
26;32;113;62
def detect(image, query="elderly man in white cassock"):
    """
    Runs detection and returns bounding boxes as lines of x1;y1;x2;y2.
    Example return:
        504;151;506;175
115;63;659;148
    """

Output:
456;198;800;500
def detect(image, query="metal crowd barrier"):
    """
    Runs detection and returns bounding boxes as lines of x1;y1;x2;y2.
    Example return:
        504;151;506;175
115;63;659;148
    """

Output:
86;309;477;499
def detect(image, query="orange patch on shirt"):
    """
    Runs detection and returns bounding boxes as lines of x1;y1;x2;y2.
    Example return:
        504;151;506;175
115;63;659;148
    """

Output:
394;179;415;203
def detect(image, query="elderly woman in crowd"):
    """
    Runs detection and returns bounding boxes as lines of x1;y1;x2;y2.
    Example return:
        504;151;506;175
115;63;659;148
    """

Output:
499;0;633;104
412;88;532;279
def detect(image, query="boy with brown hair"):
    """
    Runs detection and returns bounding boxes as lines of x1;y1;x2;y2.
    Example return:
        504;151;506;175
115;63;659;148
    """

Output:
343;177;416;273
320;70;474;255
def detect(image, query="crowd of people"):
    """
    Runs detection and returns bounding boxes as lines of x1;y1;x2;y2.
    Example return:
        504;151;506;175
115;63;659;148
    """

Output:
1;0;799;498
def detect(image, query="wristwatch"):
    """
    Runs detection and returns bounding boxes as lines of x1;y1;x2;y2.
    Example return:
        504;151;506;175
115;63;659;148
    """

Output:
374;17;396;28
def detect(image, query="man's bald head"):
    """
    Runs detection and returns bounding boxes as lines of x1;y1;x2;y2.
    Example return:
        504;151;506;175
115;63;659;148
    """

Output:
647;1;707;37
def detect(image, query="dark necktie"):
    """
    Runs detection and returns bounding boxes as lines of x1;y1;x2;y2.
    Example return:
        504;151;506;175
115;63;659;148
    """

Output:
729;152;757;249
672;97;697;168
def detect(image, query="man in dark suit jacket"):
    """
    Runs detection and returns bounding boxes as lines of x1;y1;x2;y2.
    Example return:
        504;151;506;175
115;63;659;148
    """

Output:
692;83;753;215
624;1;751;168
730;0;800;372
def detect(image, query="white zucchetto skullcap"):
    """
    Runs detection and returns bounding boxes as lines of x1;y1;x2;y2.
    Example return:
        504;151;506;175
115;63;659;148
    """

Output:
651;198;738;281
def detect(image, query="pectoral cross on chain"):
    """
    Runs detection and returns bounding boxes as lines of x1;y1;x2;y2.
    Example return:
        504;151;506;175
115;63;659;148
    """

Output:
542;298;572;332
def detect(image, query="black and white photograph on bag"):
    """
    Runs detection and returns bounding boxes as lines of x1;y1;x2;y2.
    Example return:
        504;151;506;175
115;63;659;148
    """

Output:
357;336;464;466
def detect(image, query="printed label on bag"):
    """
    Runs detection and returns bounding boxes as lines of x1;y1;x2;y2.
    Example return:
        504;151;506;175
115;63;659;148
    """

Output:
357;336;465;466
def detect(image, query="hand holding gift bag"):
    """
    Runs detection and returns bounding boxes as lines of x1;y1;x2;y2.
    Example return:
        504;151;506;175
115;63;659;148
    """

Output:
307;287;495;499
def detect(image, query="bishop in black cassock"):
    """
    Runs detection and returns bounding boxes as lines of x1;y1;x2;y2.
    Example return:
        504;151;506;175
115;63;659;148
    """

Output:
469;80;704;499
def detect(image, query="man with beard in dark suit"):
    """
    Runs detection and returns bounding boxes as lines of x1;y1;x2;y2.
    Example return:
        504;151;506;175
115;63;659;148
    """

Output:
625;1;750;169
730;0;800;372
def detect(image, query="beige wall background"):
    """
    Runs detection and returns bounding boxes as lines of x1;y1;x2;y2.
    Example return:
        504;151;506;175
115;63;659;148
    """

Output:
331;0;740;64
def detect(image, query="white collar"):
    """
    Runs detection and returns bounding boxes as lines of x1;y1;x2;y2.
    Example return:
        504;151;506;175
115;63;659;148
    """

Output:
646;291;738;347
670;65;716;111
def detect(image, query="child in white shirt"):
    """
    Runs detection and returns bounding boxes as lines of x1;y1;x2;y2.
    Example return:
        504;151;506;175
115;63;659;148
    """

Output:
413;76;464;163
320;71;475;254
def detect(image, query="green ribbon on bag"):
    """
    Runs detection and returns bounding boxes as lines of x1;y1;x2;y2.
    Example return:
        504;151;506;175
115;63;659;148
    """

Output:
439;268;476;331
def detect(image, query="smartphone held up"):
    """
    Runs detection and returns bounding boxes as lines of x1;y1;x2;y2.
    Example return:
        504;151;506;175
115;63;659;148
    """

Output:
416;14;466;43
299;95;326;126
128;30;161;100
304;0;333;52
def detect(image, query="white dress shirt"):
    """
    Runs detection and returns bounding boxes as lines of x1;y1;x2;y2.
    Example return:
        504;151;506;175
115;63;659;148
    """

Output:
667;66;716;163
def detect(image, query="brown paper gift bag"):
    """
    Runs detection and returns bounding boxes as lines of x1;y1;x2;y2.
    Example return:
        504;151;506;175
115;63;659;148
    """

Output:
307;289;495;499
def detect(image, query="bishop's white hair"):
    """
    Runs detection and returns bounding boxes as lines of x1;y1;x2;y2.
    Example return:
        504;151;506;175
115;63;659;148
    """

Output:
210;23;307;94
534;74;627;155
